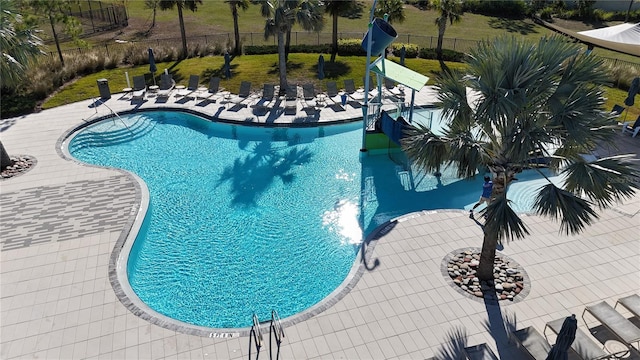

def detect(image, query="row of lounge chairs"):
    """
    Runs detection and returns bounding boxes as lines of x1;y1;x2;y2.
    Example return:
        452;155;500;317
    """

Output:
124;74;407;110
511;294;640;360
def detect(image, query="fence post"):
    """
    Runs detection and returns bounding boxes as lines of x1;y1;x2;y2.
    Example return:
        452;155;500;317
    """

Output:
250;32;253;46
318;32;320;45
454;38;457;51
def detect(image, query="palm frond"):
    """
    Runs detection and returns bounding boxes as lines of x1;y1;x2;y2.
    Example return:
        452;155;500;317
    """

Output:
534;183;599;235
563;154;639;208
483;194;529;242
401;123;448;174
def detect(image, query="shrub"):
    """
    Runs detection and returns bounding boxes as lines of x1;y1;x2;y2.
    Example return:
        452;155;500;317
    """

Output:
418;48;466;62
389;43;419;58
337;39;366;56
539;7;554;20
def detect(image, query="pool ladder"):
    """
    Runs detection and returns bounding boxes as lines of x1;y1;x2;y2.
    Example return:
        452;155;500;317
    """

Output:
248;310;285;360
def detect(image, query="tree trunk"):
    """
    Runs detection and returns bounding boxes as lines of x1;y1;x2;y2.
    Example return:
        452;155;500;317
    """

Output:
278;31;288;93
285;29;291;62
0;141;12;171
177;4;187;59
477;228;499;281
436;19;446;61
232;5;241;55
50;15;64;66
330;12;338;62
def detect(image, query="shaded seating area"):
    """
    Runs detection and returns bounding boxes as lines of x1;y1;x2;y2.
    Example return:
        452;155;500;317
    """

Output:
621;115;640;138
544;317;611;360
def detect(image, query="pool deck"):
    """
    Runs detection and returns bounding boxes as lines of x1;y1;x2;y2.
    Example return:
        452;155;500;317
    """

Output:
1;88;639;359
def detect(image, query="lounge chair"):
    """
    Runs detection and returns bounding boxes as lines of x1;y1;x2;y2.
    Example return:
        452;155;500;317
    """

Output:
544;317;611;360
621;115;640;138
131;75;147;101
616;294;640;319
229;81;252;106
463;343;498;360
344;78;363;101
582;301;640;348
176;74;200;99
510;326;551;360
285;85;297;114
156;73;175;100
326;81;340;101
254;83;275;111
611;104;625;116
199;77;222;102
301;83;317;109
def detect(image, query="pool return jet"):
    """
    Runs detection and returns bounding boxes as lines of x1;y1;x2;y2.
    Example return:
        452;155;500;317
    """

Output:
360;2;429;155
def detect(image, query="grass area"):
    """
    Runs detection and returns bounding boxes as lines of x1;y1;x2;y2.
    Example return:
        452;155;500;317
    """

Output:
42;54;465;108
43;52;636;124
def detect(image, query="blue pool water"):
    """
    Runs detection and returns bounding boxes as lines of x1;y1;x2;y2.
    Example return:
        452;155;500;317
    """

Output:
68;110;558;329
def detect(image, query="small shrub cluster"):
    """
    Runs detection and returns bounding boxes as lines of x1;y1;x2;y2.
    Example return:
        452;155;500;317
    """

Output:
389;43;419;58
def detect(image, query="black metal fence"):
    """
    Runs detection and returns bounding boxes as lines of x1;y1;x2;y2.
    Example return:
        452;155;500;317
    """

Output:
51;30;639;72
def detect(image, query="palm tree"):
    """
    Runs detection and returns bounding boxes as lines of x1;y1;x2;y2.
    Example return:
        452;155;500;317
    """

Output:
255;0;323;93
1;0;44;89
323;0;355;63
1;0;43;170
158;0;203;59
225;0;250;56
431;0;462;61
402;36;639;282
374;0;406;24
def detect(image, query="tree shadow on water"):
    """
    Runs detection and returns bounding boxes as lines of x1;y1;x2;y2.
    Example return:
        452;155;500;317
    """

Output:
216;141;313;206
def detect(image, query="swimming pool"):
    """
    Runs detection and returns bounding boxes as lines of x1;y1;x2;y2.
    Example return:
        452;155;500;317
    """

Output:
68;109;558;329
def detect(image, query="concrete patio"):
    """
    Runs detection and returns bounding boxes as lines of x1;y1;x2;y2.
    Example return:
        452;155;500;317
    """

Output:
1;88;638;359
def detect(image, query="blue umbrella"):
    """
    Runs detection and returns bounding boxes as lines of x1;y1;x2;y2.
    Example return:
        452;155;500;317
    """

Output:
224;52;231;79
318;54;325;80
400;45;406;66
625;77;639;106
546;315;577;360
148;48;157;85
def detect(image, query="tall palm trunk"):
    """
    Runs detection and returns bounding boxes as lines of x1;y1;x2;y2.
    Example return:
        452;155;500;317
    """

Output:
177;3;187;58
0;141;12;171
436;19;446;61
277;31;287;92
330;12;338;62
476;171;517;281
285;29;291;62
477;229;499;281
232;4;241;55
49;14;64;66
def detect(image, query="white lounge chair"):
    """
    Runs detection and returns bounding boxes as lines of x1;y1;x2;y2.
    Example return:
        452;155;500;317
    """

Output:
198;77;223;102
156;73;175;101
131;75;147;101
301;83;317;109
616;294;640;319
582;301;640;348
175;75;200;99
229;81;252;107
254;83;275;112
544;316;611;360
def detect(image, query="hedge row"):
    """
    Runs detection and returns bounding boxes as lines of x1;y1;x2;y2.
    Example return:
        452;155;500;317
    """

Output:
244;39;465;62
